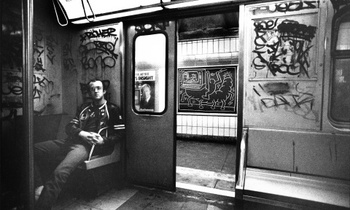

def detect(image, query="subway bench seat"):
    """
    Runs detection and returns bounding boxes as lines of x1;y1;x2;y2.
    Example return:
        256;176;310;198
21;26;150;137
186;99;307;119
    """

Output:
33;114;124;197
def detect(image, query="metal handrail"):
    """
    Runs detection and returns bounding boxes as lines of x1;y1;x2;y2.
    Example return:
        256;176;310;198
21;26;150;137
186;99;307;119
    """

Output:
81;0;96;23
236;127;248;191
52;0;68;26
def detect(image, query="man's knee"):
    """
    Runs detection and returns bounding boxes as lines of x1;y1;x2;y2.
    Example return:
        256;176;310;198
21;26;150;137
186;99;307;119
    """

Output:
53;167;71;184
70;144;89;158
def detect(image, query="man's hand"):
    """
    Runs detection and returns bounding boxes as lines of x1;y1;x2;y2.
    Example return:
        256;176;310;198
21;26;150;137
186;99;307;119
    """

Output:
78;131;104;145
91;133;104;145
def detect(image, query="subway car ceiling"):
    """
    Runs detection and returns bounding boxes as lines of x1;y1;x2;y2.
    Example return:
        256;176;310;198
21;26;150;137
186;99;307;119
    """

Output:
31;0;241;28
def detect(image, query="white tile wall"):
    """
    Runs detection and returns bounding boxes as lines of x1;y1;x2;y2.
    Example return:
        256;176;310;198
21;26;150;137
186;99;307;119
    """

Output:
179;37;239;56
177;114;237;137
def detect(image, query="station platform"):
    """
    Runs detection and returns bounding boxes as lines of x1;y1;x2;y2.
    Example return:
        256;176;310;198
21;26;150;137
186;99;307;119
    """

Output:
176;139;235;196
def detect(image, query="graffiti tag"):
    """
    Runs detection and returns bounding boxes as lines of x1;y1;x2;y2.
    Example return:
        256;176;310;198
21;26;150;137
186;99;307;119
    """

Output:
251;82;316;120
80;27;117;42
79;38;119;70
46;34;58;65
252;19;317;78
33;29;45;72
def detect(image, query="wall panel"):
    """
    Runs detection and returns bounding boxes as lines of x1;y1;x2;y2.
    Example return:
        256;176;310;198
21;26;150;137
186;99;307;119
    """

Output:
177;114;237;139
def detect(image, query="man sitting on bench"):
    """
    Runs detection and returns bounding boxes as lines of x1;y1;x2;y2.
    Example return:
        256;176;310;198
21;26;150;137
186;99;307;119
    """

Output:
34;79;124;210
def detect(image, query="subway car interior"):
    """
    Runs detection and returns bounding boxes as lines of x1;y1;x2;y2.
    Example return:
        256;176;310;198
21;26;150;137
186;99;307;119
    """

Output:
1;0;350;209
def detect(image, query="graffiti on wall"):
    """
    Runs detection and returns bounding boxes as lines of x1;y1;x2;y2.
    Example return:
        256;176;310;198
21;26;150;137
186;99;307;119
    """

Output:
251;17;317;78
249;82;317;120
33;28;46;72
2;17;62;116
46;34;58;65
63;37;77;72
76;25;121;105
79;27;119;71
2;72;23;109
253;0;319;14
273;0;318;12
32;27;61;115
2;20;24;112
245;1;321;127
178;67;236;113
33;75;54;100
135;22;168;34
80;27;118;42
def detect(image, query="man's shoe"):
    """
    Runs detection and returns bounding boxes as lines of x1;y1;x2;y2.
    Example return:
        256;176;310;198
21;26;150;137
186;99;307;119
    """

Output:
35;186;44;201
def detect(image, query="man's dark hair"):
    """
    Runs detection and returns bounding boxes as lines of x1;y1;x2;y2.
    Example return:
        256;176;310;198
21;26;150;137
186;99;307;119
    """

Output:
88;79;110;91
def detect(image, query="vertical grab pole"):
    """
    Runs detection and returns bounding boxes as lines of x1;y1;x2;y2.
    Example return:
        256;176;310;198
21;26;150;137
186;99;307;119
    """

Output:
236;129;247;187
236;3;246;201
22;0;34;209
235;128;247;200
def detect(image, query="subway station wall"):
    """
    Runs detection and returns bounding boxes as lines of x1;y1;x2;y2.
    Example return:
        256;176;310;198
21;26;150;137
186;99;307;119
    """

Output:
176;37;239;140
177;114;237;138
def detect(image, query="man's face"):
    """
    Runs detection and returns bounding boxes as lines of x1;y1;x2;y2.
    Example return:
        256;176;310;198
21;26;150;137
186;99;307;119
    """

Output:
143;87;151;98
89;81;105;100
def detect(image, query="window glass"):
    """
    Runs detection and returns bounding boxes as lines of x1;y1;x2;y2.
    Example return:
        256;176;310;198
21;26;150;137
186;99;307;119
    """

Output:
330;11;350;126
330;58;350;122
134;33;166;113
336;21;350;50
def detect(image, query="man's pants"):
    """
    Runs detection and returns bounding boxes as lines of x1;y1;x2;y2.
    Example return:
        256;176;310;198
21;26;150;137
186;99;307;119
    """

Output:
34;139;90;210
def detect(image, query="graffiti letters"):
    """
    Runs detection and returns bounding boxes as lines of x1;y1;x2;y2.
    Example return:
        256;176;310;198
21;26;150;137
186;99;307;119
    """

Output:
273;1;318;12
252;82;316;119
79;38;119;70
33;29;45;72
80;28;117;42
46;34;58;65
2;85;22;96
33;75;54;99
2;73;23;96
63;41;77;72
252;19;317;78
2;73;55;101
256;1;319;13
135;22;168;34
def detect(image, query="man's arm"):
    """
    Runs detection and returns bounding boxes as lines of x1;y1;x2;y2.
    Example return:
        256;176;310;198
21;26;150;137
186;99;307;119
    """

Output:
101;104;125;146
65;104;99;145
65;105;84;138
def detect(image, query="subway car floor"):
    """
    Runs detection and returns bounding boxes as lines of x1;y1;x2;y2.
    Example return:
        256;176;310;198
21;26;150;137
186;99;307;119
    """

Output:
51;139;236;209
51;139;297;209
52;184;294;210
49;139;301;210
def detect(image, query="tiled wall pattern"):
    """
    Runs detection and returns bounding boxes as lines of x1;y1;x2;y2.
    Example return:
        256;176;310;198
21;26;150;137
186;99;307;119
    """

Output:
177;114;237;137
178;37;239;55
177;37;239;139
178;37;239;66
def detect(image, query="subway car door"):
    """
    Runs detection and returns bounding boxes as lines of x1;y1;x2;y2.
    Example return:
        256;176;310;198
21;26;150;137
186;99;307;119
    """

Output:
125;21;176;190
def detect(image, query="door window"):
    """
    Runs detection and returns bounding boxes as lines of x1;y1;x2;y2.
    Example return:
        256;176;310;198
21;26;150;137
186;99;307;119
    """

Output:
329;8;350;127
134;33;167;114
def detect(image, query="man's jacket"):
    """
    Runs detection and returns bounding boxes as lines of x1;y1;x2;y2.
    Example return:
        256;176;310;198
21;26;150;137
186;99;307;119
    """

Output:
65;101;125;156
